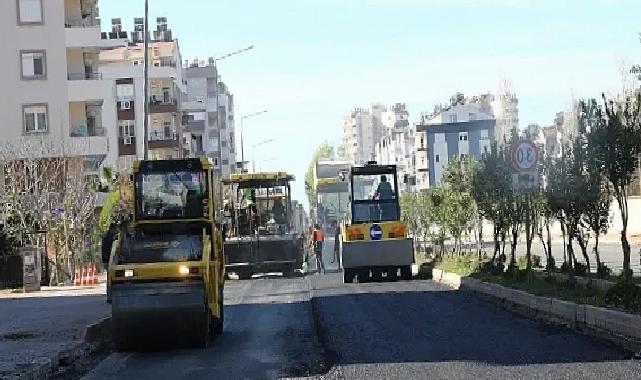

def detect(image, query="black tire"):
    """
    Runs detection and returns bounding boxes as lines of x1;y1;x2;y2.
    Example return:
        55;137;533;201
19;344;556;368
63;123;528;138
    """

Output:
343;268;355;283
195;298;211;348
238;270;253;280
371;267;383;282
387;267;399;282
400;265;412;280
357;268;370;283
211;295;224;336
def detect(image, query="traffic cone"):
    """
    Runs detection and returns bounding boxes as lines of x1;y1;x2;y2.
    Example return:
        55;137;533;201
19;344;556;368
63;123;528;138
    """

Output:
91;263;99;285
74;266;81;286
82;264;89;286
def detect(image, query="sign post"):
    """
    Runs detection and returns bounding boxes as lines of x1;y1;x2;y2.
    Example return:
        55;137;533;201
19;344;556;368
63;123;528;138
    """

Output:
511;140;540;193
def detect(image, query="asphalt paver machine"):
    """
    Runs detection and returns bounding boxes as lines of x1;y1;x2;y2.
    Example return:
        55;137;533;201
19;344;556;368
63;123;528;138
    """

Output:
222;172;305;279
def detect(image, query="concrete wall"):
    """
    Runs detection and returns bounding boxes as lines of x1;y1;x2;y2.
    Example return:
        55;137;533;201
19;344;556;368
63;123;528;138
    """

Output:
0;0;69;144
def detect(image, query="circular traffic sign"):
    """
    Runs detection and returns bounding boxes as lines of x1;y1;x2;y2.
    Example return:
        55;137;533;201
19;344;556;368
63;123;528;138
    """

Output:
369;224;383;241
511;140;539;172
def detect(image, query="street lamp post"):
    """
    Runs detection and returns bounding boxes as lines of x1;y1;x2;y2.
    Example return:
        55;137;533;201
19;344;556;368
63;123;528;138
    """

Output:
251;138;274;173
210;46;255;170
240;110;268;172
143;0;150;160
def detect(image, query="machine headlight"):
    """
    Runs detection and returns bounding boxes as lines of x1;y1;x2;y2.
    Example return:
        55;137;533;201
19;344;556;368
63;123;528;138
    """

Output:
179;265;190;275
124;269;135;278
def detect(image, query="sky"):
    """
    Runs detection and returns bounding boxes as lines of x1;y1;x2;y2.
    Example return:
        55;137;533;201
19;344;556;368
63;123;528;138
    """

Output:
100;0;641;207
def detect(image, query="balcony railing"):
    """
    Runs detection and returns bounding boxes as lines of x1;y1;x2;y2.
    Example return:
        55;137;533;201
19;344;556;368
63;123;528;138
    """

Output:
68;72;102;80
65;14;99;28
70;125;105;137
150;131;177;141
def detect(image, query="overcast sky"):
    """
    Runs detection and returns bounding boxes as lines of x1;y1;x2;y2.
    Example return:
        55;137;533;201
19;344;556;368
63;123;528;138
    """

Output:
100;0;641;206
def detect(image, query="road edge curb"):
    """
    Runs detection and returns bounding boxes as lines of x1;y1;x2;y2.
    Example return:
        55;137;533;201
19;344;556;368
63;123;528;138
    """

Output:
432;269;641;354
4;317;112;380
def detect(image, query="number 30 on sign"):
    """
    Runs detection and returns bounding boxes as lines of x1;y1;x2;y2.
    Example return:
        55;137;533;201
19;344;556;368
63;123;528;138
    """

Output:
511;140;538;172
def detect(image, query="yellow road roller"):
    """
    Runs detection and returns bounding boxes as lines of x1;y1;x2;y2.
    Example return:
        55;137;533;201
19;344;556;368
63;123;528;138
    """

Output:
340;162;414;283
107;158;225;349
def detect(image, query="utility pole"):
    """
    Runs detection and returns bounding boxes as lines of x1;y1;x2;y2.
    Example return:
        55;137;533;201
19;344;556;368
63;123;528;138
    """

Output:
143;0;150;160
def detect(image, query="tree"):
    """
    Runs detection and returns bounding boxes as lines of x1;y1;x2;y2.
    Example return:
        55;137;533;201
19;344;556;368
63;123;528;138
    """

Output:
582;95;641;279
472;142;513;262
0;139;98;283
304;142;335;207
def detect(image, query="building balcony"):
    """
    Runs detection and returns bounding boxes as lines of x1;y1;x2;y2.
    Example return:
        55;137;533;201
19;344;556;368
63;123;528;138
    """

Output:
149;132;179;149
67;135;109;156
119;137;137;156
64;11;101;48
117;100;135;120
149;99;178;114
67;74;110;102
70;124;105;138
185;120;205;133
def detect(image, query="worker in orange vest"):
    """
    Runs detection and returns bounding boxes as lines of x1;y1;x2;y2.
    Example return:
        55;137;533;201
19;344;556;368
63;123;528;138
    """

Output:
309;224;325;274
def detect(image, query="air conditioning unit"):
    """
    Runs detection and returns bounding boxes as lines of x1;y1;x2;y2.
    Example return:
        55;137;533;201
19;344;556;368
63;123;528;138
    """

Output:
124;136;133;145
120;101;131;110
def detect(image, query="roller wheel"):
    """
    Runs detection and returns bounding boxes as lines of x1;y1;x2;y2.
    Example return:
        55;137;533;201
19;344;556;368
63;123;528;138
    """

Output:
211;295;224;336
195;302;211;348
387;267;399;282
343;268;355;283
400;265;412;281
357;268;370;283
371;268;383;282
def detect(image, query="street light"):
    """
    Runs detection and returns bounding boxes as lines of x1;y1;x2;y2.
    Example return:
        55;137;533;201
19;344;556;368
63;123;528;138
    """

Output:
210;46;255;170
241;110;268;171
251;139;274;173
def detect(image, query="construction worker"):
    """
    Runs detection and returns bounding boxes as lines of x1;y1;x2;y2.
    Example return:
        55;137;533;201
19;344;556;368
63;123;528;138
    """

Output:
309;224;325;274
332;220;341;265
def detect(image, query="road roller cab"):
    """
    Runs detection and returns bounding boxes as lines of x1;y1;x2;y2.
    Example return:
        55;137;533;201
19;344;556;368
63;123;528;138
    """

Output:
340;162;414;283
107;158;225;349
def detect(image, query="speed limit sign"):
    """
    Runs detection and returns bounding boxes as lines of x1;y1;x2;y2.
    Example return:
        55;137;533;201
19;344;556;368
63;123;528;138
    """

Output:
512;140;538;172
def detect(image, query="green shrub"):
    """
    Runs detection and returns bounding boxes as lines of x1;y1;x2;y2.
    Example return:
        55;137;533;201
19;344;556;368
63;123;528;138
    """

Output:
517;255;543;270
574;262;589;276
605;280;641;312
596;264;612;279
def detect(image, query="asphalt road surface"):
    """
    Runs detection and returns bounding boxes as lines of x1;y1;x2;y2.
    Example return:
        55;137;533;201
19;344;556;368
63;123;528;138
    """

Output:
82;239;641;379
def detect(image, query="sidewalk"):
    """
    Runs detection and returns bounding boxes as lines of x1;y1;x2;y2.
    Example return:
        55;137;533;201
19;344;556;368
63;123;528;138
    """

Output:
0;284;109;378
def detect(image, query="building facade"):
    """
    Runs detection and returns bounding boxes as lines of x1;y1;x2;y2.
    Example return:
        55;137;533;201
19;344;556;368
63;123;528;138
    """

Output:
183;59;237;178
99;18;186;171
416;111;495;188
0;0;118;169
373;103;416;192
341;105;384;165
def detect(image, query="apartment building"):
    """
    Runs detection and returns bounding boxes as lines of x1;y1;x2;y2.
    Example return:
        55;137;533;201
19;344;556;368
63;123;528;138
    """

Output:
341;104;384;165
0;0;119;169
183;59;237;178
492;88;519;145
416;95;495;187
99;18;186;171
373;103;416;192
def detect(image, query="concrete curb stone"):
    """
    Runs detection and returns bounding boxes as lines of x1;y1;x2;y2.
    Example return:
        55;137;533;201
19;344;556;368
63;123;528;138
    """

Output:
432;268;641;352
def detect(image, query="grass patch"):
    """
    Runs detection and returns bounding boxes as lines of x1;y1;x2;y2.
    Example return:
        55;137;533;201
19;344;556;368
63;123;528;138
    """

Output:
435;253;482;277
471;271;608;308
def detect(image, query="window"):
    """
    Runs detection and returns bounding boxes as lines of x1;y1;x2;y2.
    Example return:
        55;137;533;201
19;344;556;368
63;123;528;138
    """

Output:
469;113;477;121
119;120;135;138
133;60;141;66
23;104;48;133
448;114;457;123
21;51;46;79
17;0;42;24
459;132;468;141
435;154;440;163
221;141;227;148
116;84;134;100
222;159;229;165
481;129;489;140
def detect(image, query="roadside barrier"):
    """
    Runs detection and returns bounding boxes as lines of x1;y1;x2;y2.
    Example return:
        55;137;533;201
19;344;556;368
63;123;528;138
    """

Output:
75;263;100;287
